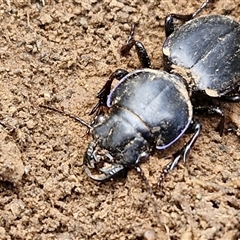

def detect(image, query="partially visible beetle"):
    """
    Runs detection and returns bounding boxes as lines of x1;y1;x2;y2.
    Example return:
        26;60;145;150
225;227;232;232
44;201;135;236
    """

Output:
163;7;240;103
162;1;240;133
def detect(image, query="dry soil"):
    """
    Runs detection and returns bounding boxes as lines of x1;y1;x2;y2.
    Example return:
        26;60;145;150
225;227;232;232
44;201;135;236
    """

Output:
0;0;240;239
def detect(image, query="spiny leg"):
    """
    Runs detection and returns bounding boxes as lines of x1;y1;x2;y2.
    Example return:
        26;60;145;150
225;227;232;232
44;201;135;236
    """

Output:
120;24;151;68
165;0;213;37
89;69;129;116
158;119;202;187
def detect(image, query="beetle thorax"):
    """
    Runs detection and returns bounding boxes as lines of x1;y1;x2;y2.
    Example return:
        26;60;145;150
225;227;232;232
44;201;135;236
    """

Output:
83;136;151;181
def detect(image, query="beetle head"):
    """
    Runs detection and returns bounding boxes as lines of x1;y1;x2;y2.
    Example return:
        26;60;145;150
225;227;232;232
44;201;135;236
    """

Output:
83;141;127;181
84;139;150;181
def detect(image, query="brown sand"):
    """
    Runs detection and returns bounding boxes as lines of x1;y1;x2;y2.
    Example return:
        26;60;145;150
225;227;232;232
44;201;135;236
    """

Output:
0;0;240;239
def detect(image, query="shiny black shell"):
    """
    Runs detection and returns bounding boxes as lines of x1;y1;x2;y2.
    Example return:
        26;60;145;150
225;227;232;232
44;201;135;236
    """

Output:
163;15;240;97
92;69;192;166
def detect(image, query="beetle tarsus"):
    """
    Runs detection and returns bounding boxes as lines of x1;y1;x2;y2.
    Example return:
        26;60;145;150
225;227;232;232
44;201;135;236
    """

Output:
120;24;151;68
158;120;201;187
89;69;129;116
165;0;212;37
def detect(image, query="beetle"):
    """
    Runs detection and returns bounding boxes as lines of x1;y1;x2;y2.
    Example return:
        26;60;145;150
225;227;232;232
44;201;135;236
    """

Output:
87;0;240;182
83;68;201;181
42;68;201;182
162;0;240;134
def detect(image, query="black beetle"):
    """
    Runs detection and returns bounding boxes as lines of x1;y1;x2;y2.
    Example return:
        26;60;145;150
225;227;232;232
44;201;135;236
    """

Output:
43;0;240;183
83;69;201;181
42;67;201;182
163;0;240;134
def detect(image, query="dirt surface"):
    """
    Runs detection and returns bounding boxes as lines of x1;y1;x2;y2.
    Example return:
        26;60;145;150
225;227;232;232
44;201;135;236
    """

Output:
0;0;240;239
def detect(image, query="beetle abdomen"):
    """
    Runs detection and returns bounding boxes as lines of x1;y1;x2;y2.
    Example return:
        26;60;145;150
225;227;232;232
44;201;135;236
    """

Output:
163;15;240;96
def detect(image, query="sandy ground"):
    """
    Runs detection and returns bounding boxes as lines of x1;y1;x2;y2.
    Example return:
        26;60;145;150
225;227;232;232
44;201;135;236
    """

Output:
0;0;240;239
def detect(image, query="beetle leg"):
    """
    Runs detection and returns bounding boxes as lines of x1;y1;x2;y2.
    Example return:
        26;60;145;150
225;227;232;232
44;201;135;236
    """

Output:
120;24;151;68
158;120;201;186
89;69;129;115
194;106;225;135
165;0;212;37
120;23;135;57
219;94;240;102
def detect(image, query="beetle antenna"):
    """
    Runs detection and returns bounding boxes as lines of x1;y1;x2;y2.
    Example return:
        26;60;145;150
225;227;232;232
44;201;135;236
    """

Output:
135;166;163;226
40;105;93;130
